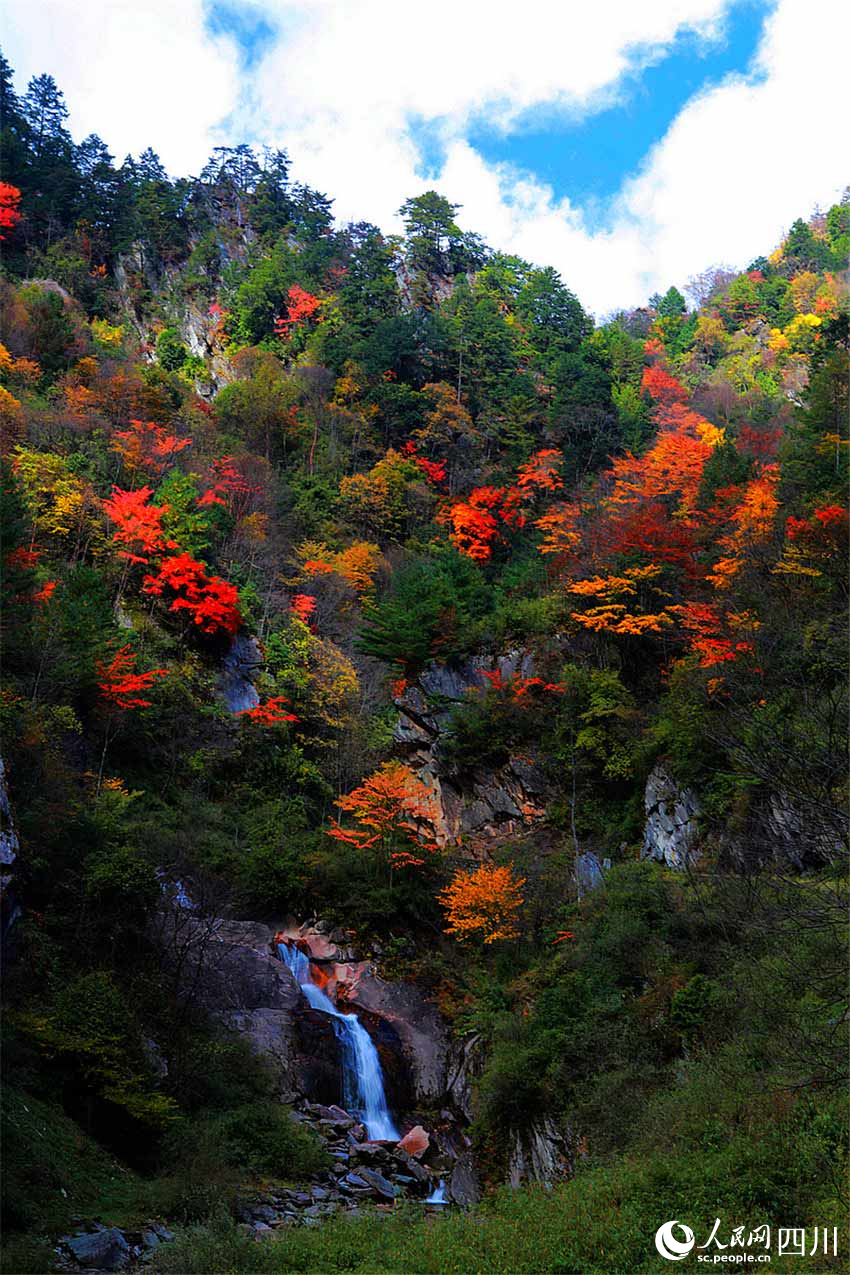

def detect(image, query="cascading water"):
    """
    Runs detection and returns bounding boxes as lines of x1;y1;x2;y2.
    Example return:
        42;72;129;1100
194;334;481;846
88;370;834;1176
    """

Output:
278;941;400;1141
425;1179;447;1204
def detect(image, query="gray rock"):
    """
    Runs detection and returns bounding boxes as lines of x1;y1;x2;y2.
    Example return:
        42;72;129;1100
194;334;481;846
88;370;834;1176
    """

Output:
63;1228;131;1270
508;1116;570;1187
357;1167;398;1200
218;634;262;713
642;763;701;869
576;852;605;896
450;1155;480;1207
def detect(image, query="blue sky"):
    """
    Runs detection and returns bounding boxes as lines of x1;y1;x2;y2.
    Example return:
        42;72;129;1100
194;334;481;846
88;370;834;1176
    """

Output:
462;3;770;207
5;0;847;313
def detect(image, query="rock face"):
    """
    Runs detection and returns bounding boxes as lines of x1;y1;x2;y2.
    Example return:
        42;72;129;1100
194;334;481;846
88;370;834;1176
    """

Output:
508;1116;571;1188
394;657;550;847
219;634;262;713
641;763;701;869
576;851;605;895
0;757;21;946
153;912;303;1100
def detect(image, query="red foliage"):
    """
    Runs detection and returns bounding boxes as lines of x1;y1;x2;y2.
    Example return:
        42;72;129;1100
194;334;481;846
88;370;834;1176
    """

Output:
5;547;41;570
103;486;174;564
602;502;696;572
479;669;566;700
198;455;259;513
142;553;241;636
274;285;322;337
96;645;169;709
238;696;298;726
291;593;317;624
33;580;57;605
0;183;22;238
401;441;446;484
673;602;753;667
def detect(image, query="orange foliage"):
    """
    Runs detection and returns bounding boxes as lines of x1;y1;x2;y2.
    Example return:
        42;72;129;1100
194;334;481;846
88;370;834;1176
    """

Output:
327;761;439;869
111;420;191;478
439;863;525;944
515;449;563;495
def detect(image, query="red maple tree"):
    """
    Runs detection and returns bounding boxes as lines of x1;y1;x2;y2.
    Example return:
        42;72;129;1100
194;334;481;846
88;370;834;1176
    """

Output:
96;645;169;709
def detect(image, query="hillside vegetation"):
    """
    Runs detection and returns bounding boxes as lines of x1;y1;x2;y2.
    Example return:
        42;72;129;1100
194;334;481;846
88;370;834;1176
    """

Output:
0;53;847;1274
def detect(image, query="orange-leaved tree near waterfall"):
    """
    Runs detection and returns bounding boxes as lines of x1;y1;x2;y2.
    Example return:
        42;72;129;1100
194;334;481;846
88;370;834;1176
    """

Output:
438;863;525;944
327;761;439;872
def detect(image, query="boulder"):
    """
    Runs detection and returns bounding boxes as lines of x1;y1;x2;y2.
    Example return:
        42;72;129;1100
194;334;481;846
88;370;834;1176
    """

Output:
63;1228;131;1270
450;1155;481;1207
356;1167;398;1200
396;1125;429;1158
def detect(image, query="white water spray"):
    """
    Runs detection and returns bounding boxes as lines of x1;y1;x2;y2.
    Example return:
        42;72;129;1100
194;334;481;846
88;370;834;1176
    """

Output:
278;941;400;1141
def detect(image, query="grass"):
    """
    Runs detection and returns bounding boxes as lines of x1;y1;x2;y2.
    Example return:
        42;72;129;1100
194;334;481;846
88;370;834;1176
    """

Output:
149;1143;848;1275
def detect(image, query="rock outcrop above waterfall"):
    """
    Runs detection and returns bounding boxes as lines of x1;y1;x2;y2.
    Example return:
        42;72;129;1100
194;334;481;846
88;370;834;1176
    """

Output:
641;763;701;869
218;633;262;712
394;657;550;847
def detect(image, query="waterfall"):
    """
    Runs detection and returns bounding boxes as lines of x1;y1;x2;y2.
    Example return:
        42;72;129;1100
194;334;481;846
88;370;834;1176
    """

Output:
278;941;400;1141
425;1179;447;1204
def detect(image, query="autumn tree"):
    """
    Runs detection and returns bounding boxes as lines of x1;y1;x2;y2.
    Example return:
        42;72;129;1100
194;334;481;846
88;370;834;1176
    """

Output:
327;761;439;872
439;863;525;944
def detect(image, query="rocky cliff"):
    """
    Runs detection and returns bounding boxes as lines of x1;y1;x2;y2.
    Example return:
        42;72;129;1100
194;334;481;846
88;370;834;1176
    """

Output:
393;657;550;849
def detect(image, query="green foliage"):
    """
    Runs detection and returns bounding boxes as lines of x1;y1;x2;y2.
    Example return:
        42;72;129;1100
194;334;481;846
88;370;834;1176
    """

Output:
155;327;189;371
357;550;489;673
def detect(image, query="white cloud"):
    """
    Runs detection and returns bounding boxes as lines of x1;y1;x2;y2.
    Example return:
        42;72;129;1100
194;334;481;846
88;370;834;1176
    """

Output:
5;0;848;313
3;0;241;175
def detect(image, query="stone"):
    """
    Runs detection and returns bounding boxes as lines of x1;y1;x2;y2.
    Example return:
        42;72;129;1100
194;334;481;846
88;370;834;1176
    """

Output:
508;1116;570;1187
356;1167;398;1200
396;1125;429;1158
450;1155;480;1207
641;763;701;869
63;1228;131;1270
396;1155;429;1184
576;852;605;896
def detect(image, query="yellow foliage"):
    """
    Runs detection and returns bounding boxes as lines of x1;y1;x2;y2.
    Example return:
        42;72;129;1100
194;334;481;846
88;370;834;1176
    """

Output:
305;638;359;733
568;564;663;603
696;420;726;449
12;448;105;550
298;538;383;594
91;318;124;347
